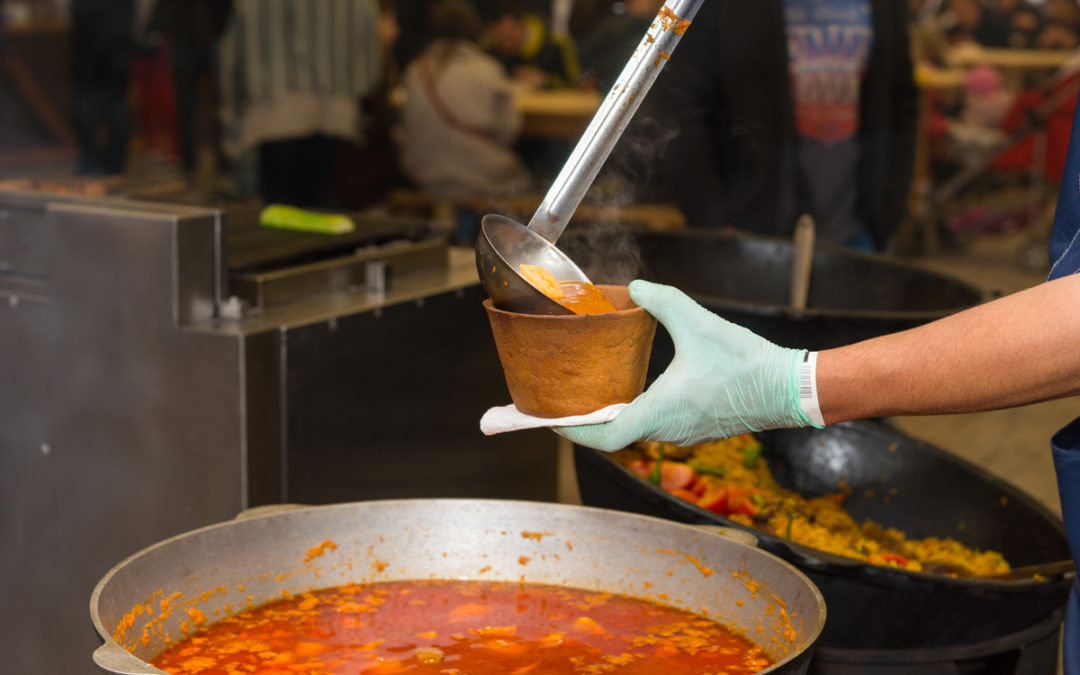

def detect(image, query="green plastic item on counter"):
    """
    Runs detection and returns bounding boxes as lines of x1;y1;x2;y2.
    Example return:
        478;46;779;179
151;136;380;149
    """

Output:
258;204;355;235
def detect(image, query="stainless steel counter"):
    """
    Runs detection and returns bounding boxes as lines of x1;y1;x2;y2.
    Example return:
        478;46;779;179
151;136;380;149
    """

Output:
201;245;483;335
0;191;558;675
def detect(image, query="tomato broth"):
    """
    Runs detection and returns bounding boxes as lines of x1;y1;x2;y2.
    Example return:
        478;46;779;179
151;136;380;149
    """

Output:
517;264;618;315
151;579;772;675
556;281;618;315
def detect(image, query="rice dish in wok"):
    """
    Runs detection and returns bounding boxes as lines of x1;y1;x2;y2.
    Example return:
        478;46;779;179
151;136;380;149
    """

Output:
614;435;1010;577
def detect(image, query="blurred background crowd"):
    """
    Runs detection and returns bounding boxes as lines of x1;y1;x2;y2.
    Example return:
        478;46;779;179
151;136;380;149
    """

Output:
2;0;1079;260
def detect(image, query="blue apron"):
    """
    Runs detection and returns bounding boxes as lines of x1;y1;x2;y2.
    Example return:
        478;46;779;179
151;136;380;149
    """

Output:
1049;101;1080;674
1054;421;1080;674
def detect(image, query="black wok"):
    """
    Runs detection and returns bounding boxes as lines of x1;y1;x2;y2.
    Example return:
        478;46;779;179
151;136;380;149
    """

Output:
574;422;1073;649
560;228;989;355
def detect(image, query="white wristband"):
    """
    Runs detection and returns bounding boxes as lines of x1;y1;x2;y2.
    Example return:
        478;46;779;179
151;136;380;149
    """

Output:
799;351;826;428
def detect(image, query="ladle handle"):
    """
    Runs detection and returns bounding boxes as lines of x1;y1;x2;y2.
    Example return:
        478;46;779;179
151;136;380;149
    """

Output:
527;0;705;243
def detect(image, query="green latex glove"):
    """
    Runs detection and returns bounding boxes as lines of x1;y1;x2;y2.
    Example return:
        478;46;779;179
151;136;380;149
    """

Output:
557;280;822;451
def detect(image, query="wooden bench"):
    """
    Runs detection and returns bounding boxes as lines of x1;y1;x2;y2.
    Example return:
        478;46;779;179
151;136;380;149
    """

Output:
385;190;687;233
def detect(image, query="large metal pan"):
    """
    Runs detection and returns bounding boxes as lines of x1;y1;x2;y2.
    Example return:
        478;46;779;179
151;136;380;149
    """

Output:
91;499;826;675
574;422;1073;651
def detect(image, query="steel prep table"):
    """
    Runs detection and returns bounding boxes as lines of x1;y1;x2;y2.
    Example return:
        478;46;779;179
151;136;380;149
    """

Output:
0;190;559;674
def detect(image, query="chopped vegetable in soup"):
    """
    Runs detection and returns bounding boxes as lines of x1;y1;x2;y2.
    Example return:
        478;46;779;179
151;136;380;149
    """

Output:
151;579;773;675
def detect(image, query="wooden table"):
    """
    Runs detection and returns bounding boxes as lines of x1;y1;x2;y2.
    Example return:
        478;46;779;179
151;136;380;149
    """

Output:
944;44;1078;71
906;64;969;253
513;88;601;139
386;189;686;231
391;86;602;140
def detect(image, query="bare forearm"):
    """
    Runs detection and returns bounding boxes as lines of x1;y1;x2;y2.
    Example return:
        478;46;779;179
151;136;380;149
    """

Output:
817;273;1080;423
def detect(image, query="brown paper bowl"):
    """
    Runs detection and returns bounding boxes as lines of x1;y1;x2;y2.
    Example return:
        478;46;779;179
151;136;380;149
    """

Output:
484;285;658;418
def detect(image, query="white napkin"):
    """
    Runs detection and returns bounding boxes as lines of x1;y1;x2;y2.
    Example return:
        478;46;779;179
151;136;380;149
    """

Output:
480;403;627;435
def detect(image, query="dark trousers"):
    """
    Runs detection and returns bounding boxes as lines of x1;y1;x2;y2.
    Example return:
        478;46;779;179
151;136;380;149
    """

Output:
258;135;342;208
171;40;216;174
70;35;133;175
71;78;130;175
1052;418;1080;674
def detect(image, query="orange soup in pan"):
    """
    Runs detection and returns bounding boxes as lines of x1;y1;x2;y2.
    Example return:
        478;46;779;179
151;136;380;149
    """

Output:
151;579;772;675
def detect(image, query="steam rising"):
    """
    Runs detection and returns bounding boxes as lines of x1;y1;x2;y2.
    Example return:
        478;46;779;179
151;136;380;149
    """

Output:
563;219;644;285
560;113;678;285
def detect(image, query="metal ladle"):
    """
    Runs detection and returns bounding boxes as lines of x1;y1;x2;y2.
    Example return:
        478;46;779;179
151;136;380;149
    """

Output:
475;0;705;315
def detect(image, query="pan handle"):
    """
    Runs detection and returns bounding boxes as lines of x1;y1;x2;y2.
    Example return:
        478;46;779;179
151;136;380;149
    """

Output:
92;641;167;675
233;503;311;521
692;525;759;548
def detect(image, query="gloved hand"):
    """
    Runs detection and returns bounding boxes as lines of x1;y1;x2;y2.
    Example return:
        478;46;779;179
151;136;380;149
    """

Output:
557;280;822;451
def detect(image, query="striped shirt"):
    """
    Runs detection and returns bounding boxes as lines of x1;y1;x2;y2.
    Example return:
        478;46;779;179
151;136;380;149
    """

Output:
219;0;382;156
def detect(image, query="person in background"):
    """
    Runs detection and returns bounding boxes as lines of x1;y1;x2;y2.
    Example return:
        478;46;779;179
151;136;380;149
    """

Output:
332;0;413;210
147;0;233;185
1037;0;1080;49
1005;0;1044;49
577;0;663;91
392;0;433;70
955;63;1014;132
399;0;531;238
566;0;617;39
558;99;1080;675
1037;20;1080;49
481;0;580;89
69;0;136;175
218;0;383;208
943;0;1011;47
647;0;916;252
